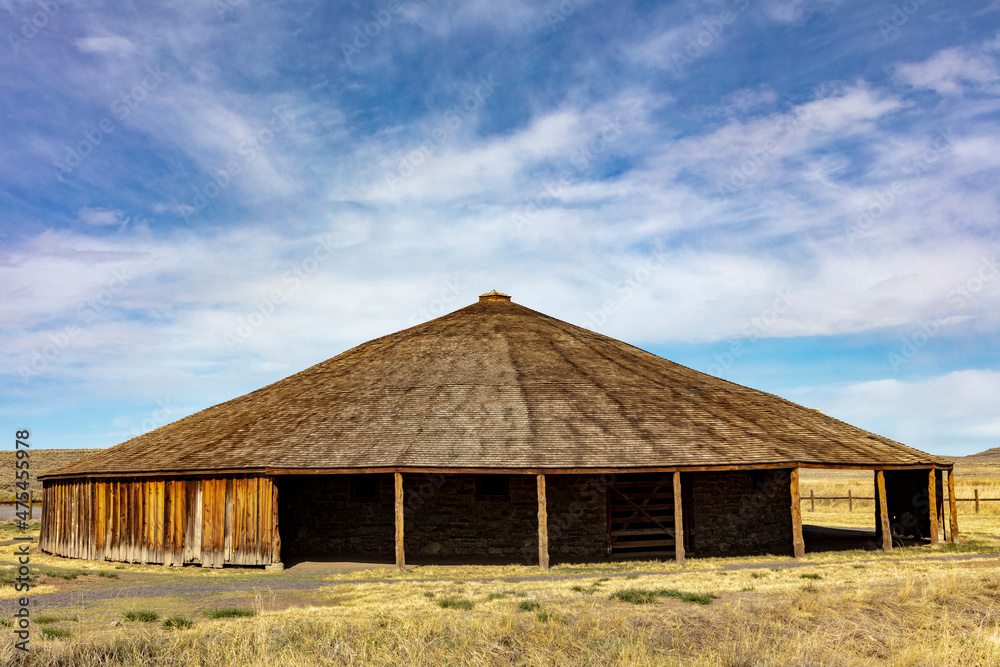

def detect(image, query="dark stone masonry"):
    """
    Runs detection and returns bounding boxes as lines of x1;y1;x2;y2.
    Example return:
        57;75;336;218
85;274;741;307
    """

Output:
276;473;607;563
277;470;794;562
686;470;794;557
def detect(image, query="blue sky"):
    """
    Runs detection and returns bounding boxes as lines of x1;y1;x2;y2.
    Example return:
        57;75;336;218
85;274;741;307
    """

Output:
1;0;998;457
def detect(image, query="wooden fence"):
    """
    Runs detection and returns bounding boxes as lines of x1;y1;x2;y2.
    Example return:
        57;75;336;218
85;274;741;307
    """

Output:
801;489;999;514
0;492;42;519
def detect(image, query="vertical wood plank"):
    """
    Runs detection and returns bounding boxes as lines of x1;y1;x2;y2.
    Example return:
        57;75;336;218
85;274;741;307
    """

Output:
790;468;805;558
271;478;280;565
224;478;234;564
537;473;549;569
876;470;892;551
673;471;685;563
928;469;939;547
201;478;213;566
948;469;959;543
394;472;405;570
260;476;271;565
233;477;243;564
934;470;948;541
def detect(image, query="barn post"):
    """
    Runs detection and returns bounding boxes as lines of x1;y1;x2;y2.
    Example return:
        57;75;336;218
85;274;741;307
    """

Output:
928;469;939;547
790;467;805;558
394;472;405;570
537;473;549;569
875;470;892;551
672;471;685;563
947;469;959;542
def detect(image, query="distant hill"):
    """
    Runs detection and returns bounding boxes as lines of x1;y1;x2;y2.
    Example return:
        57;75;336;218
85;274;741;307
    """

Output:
0;448;103;498
953;447;1000;466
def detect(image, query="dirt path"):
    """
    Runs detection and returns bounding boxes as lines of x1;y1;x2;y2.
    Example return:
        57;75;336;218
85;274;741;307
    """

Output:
5;552;1000;613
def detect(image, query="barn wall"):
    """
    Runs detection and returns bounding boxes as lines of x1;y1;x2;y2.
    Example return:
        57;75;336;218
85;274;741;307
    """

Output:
39;475;280;566
686;470;793;557
276;473;607;563
276;474;395;556
545;475;607;561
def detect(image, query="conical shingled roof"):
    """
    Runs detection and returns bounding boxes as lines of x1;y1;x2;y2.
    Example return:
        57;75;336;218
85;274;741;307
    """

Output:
44;294;948;478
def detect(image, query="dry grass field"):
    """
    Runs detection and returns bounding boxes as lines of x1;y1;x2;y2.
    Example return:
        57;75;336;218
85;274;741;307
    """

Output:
3;520;1000;665
3;453;999;665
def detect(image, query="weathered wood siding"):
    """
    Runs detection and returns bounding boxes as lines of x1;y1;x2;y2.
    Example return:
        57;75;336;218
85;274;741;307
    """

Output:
39;476;280;567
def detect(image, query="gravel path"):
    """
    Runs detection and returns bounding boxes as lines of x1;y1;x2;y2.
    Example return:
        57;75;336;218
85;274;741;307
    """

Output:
4;552;1000;613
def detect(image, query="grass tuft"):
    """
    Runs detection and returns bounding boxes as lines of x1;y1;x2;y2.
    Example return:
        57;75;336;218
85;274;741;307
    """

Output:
518;601;541;612
162;616;194;630
611;587;717;605
436;596;473;611
98;571;120;579
39;627;72;640
123;610;159;622
800;573;822;580
204;608;255;619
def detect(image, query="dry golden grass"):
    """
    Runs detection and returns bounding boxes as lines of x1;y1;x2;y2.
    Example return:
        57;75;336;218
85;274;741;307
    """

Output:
4;558;1000;666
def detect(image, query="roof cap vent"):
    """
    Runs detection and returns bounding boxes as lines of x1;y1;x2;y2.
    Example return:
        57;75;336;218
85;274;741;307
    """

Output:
479;289;511;302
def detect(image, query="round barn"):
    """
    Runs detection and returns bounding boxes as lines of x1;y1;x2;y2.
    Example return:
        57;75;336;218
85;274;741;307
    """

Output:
39;291;958;570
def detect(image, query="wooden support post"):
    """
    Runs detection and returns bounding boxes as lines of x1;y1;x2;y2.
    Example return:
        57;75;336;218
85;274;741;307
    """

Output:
28;490;33;520
810;489;814;512
673;471;685;564
394;472;405;571
848;489;853;513
975;489;980;515
876;470;892;552
928;469;939;547
790;468;805;558
537;474;549;570
947;470;959;543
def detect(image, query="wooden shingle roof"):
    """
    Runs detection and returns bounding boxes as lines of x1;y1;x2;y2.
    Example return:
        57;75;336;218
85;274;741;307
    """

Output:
43;294;949;478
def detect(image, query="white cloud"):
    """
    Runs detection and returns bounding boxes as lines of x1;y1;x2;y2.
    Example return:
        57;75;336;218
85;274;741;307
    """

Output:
788;370;1000;456
896;47;1000;96
75;35;138;57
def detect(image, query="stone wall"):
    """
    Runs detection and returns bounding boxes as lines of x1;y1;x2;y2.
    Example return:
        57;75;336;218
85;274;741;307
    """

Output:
276;474;395;556
276;473;607;563
686;470;793;557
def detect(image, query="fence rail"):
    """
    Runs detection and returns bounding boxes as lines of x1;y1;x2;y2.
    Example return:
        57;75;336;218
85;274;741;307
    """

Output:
0;494;41;520
801;489;999;514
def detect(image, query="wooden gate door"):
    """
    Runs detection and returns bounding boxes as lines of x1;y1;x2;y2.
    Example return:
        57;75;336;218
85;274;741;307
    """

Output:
607;474;676;558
